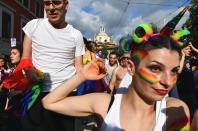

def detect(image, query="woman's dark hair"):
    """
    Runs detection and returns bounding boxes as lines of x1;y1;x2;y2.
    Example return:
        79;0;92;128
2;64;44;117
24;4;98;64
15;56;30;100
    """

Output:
11;45;23;58
109;51;117;57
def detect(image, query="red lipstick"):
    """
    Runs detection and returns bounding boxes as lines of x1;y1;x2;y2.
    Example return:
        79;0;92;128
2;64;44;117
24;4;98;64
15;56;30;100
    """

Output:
154;89;168;96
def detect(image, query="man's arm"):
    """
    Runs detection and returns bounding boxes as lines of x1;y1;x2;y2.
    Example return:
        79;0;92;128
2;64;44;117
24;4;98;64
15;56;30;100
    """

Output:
21;35;41;84
22;35;32;59
74;30;85;73
75;55;83;73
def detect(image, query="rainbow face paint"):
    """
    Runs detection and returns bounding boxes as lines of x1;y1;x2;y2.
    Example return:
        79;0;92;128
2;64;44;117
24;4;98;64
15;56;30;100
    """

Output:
168;117;190;131
131;50;148;65
172;75;178;85
137;68;158;85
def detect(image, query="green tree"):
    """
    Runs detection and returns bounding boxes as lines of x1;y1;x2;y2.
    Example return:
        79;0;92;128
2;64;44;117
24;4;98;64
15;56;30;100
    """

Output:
186;0;198;48
101;45;109;59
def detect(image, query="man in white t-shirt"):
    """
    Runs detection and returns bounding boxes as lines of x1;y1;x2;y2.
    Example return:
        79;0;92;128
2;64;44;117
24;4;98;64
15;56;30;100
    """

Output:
104;51;118;85
21;0;85;131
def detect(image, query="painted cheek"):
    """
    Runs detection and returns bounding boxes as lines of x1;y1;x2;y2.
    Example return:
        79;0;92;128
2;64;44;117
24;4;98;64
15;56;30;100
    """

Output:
137;68;159;85
172;75;178;85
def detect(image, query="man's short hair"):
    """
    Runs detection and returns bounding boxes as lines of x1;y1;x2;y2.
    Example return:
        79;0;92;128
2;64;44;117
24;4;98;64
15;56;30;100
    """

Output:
109;51;117;56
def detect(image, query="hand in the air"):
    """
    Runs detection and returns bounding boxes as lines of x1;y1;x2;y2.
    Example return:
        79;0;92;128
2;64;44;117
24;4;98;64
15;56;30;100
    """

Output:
80;58;107;81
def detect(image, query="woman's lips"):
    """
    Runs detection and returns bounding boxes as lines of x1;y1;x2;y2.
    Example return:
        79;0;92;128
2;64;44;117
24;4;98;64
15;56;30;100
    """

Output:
154;89;168;96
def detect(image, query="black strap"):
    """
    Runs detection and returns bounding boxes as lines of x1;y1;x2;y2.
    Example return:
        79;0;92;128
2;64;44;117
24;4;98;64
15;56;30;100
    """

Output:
107;95;115;112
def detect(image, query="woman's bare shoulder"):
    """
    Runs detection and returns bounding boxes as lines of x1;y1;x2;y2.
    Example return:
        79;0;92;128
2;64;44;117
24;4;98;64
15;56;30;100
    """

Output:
166;97;190;118
166;97;190;130
166;97;189;109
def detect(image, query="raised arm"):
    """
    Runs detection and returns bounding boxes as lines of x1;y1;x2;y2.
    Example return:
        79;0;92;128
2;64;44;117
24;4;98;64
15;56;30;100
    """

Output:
189;42;198;53
42;59;109;117
189;42;198;71
178;49;186;74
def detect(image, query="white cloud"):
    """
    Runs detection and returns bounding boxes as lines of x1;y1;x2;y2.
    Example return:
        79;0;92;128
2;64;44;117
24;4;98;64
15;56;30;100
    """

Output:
66;0;190;43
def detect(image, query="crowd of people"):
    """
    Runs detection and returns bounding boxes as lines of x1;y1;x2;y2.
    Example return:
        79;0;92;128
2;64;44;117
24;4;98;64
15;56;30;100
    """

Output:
0;0;198;131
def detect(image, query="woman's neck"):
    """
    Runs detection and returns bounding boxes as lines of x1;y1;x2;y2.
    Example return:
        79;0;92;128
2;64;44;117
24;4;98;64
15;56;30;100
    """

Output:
122;86;155;115
120;88;156;131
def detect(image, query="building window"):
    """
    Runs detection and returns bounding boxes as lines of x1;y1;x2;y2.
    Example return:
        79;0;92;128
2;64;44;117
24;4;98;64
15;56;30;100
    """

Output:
36;1;41;17
2;11;11;38
18;0;30;9
0;5;14;39
23;0;29;8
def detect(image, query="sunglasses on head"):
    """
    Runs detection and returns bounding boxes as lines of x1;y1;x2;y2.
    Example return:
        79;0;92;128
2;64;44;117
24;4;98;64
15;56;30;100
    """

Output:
43;0;64;7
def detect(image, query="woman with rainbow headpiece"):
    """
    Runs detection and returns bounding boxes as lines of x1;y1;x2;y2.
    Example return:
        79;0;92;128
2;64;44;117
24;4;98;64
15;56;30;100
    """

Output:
42;23;190;131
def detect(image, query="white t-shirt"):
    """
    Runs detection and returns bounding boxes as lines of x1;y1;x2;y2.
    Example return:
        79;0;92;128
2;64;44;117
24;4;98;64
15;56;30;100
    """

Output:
23;18;85;92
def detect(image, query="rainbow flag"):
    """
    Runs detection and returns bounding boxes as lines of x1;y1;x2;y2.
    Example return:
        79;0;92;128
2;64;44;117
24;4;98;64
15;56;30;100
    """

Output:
4;82;43;117
160;6;188;36
20;82;42;116
2;58;44;117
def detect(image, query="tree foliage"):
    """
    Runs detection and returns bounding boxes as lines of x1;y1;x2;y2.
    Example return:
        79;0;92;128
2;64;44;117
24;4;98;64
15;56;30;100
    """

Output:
185;0;198;48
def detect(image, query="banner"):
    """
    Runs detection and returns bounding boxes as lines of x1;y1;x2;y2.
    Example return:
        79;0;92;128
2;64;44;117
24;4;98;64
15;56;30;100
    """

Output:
160;6;188;36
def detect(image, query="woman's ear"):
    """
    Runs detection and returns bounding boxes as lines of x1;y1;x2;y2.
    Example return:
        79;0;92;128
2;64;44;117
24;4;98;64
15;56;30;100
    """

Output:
127;60;135;76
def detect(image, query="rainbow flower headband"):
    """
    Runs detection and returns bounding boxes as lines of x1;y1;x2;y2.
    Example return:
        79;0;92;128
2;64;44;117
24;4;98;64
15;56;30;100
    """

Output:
171;28;190;47
131;23;154;43
131;23;190;47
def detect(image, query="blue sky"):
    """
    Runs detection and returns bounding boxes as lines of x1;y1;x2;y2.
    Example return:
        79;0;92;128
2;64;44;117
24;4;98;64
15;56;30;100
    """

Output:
66;0;190;43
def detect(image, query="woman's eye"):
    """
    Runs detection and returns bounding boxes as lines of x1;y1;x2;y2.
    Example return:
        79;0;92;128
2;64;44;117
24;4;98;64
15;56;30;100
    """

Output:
148;66;161;73
171;68;179;75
